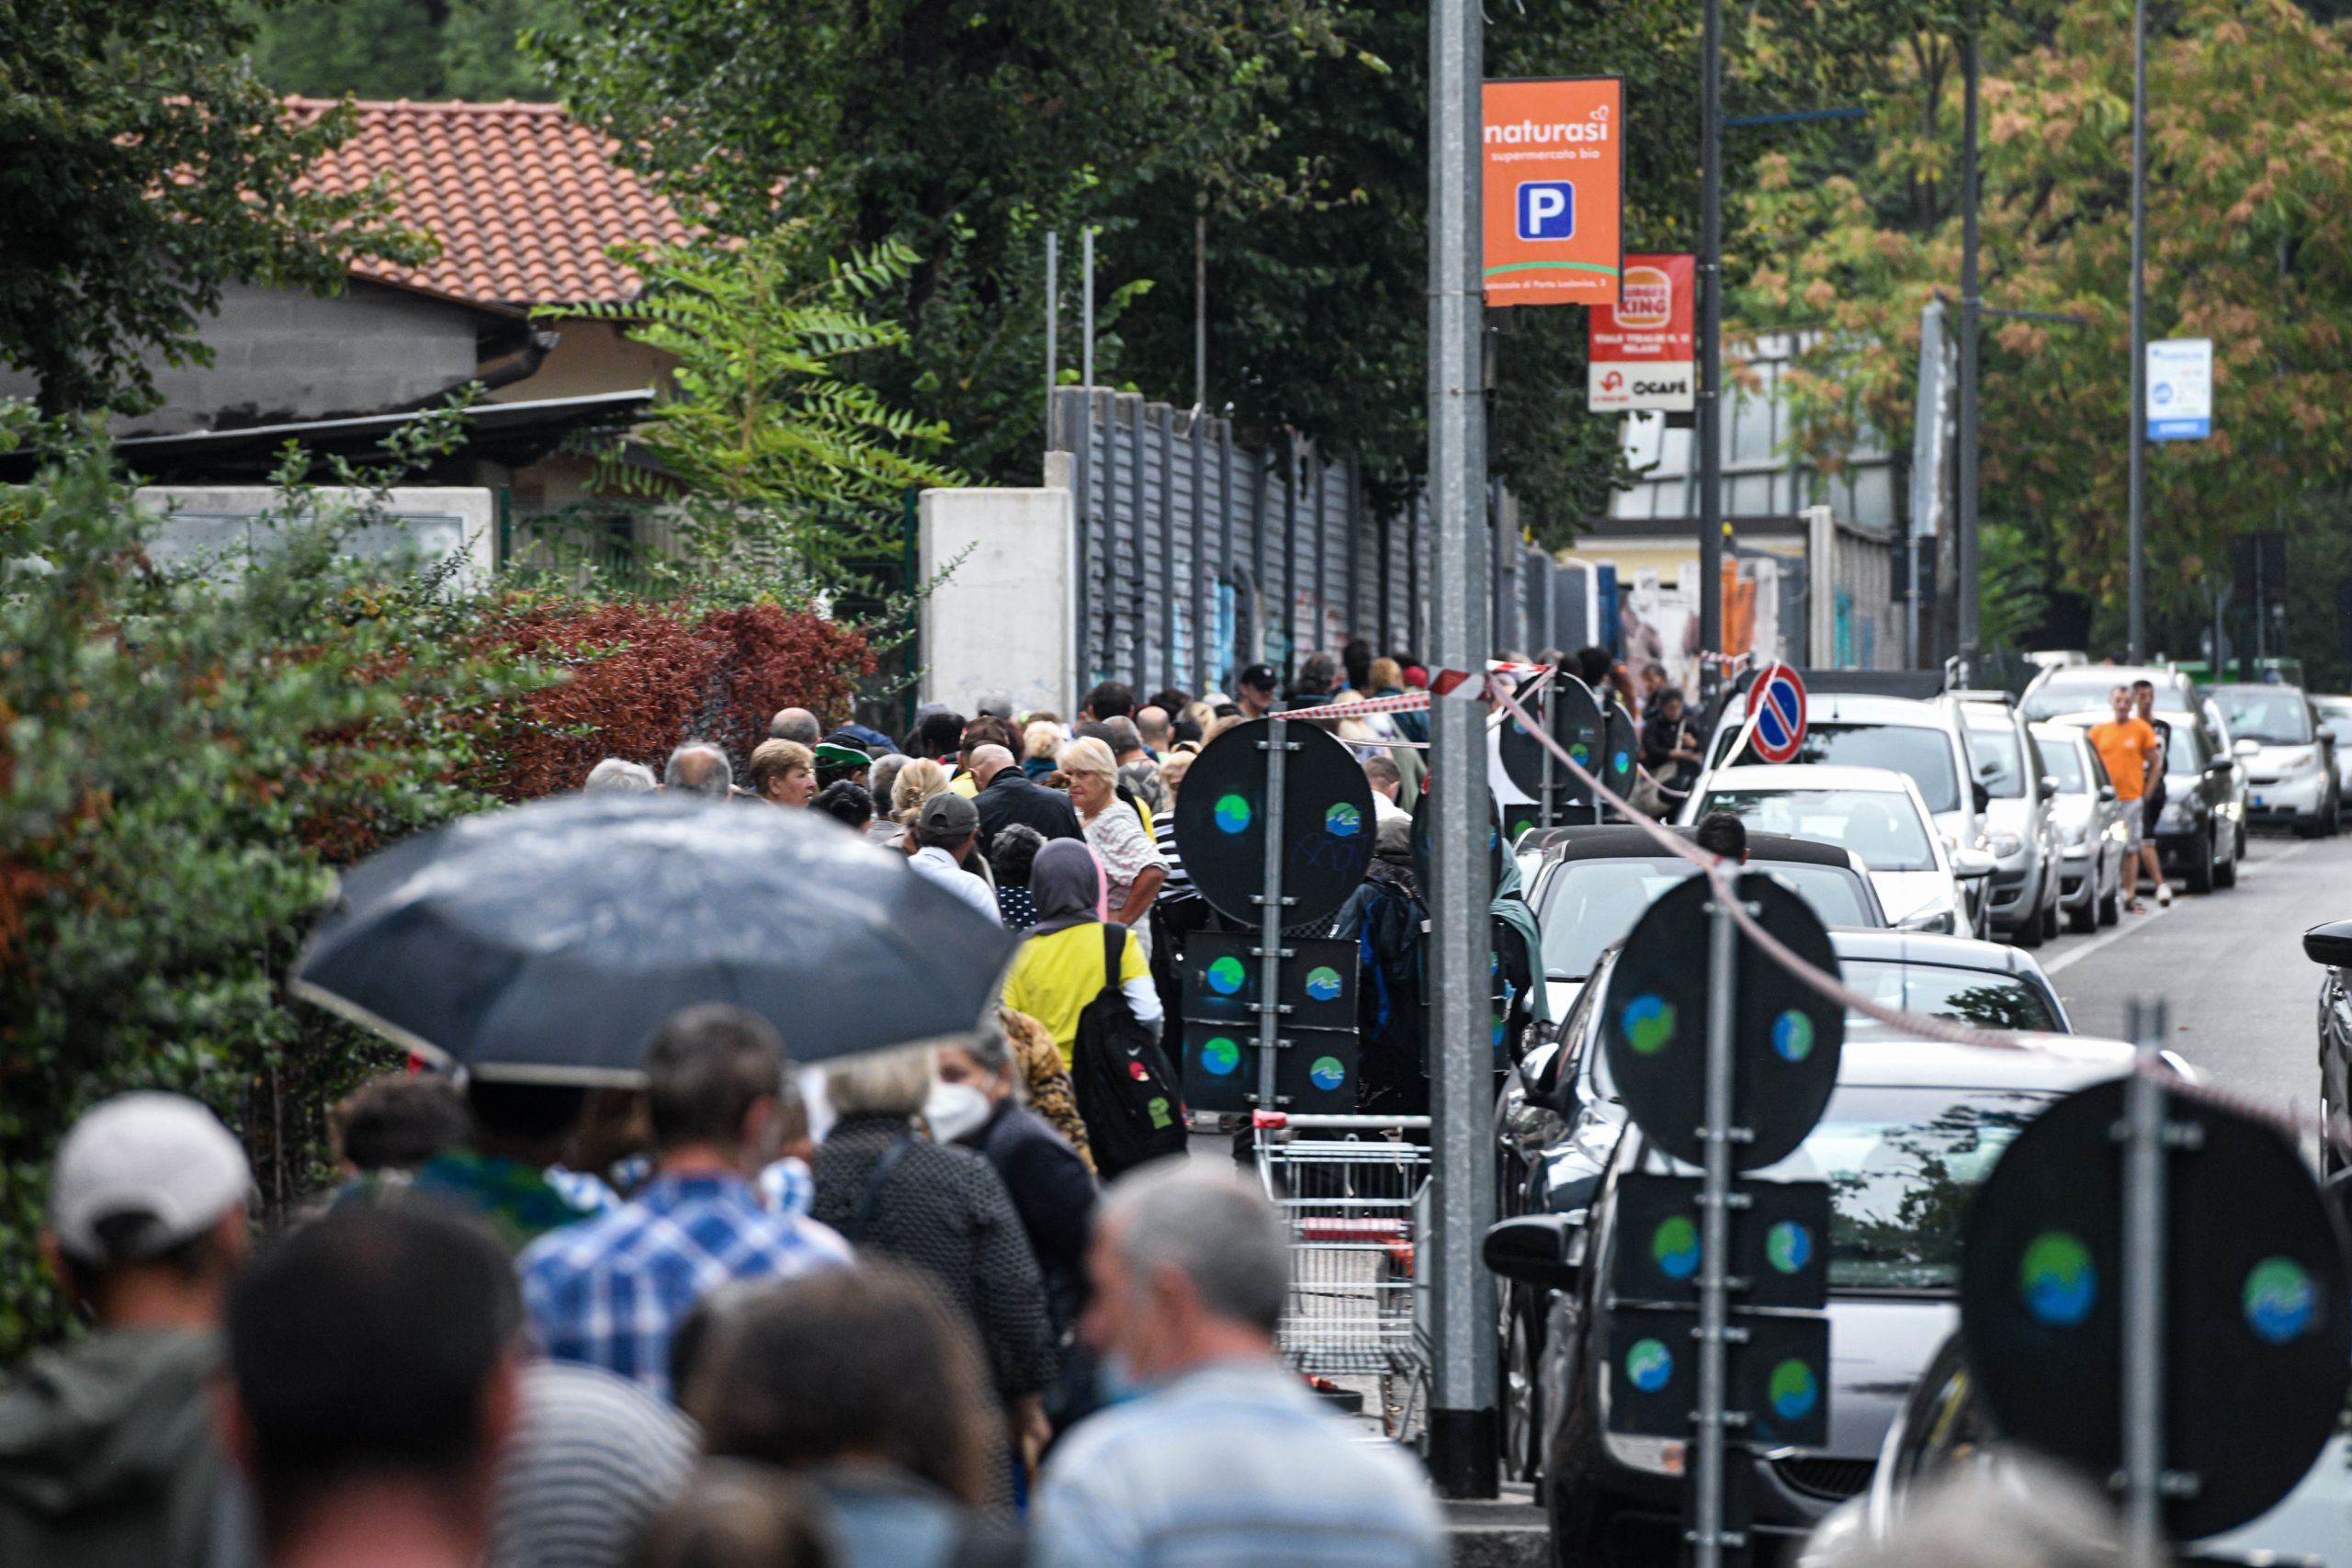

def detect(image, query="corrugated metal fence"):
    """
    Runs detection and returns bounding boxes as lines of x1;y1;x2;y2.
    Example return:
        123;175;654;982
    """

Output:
1052;387;1444;696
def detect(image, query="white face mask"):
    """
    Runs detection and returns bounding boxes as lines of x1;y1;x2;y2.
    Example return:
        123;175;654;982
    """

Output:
924;1079;993;1143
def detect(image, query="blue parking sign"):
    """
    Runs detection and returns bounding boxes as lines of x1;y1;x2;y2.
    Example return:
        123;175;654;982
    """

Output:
1517;181;1577;242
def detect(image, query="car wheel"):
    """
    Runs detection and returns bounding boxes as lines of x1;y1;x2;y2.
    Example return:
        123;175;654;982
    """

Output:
2042;887;2062;940
2183;828;2216;894
2067;894;2098;934
2324;1098;2344;1185
2014;885;2046;947
1498;1288;1544;1483
2215;847;2237;887
2098;868;2120;926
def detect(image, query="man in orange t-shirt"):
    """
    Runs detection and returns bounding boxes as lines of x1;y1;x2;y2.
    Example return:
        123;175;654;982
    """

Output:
2089;683;2170;911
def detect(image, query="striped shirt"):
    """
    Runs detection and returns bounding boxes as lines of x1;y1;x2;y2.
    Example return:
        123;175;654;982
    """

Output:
1034;1359;1445;1568
492;1359;695;1568
518;1172;852;1401
1152;812;1196;904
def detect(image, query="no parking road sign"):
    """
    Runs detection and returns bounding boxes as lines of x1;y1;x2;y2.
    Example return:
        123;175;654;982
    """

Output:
1747;662;1808;765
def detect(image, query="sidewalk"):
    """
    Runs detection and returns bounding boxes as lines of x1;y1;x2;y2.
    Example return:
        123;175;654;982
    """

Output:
1443;1482;1549;1567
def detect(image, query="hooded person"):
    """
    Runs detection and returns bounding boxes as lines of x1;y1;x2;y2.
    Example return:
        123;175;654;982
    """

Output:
1326;814;1431;1117
0;1094;254;1568
999;840;1163;1068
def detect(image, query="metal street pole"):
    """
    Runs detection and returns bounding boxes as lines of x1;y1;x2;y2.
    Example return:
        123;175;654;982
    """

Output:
1427;0;1498;1500
1691;890;1742;1568
1045;232;1059;444
1082;227;1097;394
1252;717;1292;1118
2120;998;2170;1561
1697;0;1725;688
1957;20;1983;684
2127;0;2150;661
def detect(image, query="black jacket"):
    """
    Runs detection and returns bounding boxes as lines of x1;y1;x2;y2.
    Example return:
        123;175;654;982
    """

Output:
966;1102;1097;1332
975;770;1083;853
811;1116;1054;1404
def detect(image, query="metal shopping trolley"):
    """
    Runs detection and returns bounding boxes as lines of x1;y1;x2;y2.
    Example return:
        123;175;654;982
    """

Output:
1253;1112;1434;1442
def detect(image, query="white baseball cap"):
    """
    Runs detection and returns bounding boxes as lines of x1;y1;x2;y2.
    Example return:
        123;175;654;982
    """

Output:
49;1093;251;1265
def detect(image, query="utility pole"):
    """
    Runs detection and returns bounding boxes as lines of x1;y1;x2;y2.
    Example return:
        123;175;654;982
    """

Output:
1957;18;1983;684
1426;0;1498;1501
1696;0;1725;688
2127;0;2150;660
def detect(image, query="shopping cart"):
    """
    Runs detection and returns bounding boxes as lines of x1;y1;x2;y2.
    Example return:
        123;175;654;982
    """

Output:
1254;1114;1434;1441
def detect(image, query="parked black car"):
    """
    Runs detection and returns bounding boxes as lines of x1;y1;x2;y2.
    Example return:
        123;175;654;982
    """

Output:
1487;947;2132;1564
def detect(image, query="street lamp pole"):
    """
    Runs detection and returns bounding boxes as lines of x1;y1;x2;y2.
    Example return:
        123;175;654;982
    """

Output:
1957;18;1983;683
1697;0;1725;686
2127;0;2150;661
1425;0;1498;1501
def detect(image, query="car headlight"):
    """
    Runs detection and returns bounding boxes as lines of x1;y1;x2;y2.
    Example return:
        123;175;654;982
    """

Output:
2056;818;2090;848
1900;902;1959;933
2157;800;2194;832
1985;831;2024;858
2281;746;2323;775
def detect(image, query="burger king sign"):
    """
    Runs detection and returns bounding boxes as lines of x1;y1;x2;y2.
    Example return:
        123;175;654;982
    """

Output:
1588;254;1695;413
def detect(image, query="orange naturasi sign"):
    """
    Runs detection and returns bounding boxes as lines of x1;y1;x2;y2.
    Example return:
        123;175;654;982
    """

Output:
1482;77;1624;307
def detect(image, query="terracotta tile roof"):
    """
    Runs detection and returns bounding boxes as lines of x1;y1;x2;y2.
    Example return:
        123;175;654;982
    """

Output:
290;97;694;306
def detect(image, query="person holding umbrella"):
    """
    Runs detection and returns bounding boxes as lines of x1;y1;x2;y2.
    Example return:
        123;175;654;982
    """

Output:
520;1007;852;1402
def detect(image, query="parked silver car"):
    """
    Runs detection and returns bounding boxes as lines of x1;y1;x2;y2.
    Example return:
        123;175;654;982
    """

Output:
1957;694;2064;948
2210;682;2342;837
2031;721;2127;931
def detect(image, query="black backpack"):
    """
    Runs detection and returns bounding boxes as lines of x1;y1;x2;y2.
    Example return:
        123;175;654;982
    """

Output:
1070;922;1191;1178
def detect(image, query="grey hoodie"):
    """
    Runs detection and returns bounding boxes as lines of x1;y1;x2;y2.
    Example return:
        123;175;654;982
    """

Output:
0;1327;234;1568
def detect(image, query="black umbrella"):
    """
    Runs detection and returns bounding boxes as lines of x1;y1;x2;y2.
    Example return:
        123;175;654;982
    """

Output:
292;792;1017;1082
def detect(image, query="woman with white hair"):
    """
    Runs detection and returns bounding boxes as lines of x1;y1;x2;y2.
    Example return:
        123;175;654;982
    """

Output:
809;1048;1055;1476
1055;736;1163;951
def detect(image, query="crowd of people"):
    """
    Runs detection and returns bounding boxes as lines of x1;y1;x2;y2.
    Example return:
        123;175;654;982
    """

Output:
6;641;1728;1568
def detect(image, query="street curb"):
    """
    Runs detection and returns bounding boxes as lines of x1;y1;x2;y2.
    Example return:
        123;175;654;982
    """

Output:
1444;1492;1549;1568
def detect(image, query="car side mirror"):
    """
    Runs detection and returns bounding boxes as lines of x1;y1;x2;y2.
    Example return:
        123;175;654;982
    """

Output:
2205;759;2234;777
1483;1213;1586;1290
2098;784;2119;803
2303;919;2352;969
2234;737;2260;757
1973;783;1992;814
2038;775;2058;802
1525;1039;1565;1100
1951;847;1998;880
2320;726;2338;744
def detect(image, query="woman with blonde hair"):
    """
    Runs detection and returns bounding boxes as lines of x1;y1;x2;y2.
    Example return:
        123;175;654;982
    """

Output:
1054;736;1162;950
1020;721;1064;780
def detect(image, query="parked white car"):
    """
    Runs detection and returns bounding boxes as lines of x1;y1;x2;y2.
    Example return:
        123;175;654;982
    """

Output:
1679;763;1996;933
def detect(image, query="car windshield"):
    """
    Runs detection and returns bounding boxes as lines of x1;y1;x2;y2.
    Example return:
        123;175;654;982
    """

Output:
1838;960;2059;1042
1714;721;1959;813
2316;699;2352;727
1752;1087;2054;1292
2165;724;2202;774
2212;690;2312;745
1967;727;2025;798
2039;740;2086;793
2024;673;2191;720
1537;857;1878;979
1700;789;1938;872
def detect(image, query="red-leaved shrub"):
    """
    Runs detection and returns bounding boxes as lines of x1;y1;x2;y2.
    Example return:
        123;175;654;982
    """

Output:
475;597;876;802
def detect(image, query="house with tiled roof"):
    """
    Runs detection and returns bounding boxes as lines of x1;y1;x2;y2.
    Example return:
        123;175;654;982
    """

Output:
0;98;690;503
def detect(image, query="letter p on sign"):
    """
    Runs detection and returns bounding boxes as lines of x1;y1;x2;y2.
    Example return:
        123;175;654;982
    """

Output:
1518;181;1576;242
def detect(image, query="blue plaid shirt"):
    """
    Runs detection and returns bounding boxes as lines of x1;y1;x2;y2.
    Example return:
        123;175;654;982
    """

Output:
518;1171;852;1402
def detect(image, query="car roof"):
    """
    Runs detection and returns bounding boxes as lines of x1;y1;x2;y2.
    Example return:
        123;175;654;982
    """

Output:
1700;763;1920;793
1722;691;1956;728
1525;825;1865;868
2030;665;2195;689
2028;721;2089;742
2209;682;2309;697
1827;927;2044;976
1825;1037;2140;1090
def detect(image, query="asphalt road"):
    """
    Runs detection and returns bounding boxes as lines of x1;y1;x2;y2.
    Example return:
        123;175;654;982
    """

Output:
2037;829;2348;1134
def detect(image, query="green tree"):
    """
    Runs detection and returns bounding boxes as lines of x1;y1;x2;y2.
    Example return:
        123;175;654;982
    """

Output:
0;0;431;415
548;228;963;579
246;0;571;100
1737;0;2352;651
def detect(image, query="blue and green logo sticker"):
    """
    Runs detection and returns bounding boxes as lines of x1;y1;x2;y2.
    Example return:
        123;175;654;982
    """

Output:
1309;1056;1348;1092
2244;1257;2317;1344
1304;965;1343;1002
1199;1036;1241;1076
1622;994;1677;1056
1769;1359;1819;1422
1624;1337;1674;1393
1325;802;1362;837
1771;1010;1815;1063
2018;1230;2097;1326
1205;955;1248;995
1214;793;1252;833
1766;1221;1813;1276
1652;1215;1701;1280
